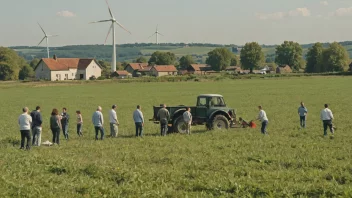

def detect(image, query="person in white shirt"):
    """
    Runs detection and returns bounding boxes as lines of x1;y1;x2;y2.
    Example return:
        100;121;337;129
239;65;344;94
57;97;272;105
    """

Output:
257;106;269;134
320;104;334;136
109;105;119;138
18;107;32;150
183;107;192;135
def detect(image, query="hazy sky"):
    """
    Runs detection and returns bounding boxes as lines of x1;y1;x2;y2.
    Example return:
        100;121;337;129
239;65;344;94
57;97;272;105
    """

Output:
1;0;352;46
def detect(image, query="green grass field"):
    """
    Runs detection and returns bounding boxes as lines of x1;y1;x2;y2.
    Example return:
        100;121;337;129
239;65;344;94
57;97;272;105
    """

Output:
1;77;352;197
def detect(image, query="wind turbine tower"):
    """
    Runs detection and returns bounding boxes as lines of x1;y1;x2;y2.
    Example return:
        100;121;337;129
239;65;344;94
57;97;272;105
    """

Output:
90;0;131;72
37;23;58;58
149;25;164;45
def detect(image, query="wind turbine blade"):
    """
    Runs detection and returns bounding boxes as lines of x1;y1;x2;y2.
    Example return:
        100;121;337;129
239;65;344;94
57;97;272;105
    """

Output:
104;24;113;45
115;21;131;34
105;0;114;18
37;23;46;35
37;37;46;46
148;33;156;39
89;20;111;24
47;35;59;37
158;32;164;36
156;24;158;31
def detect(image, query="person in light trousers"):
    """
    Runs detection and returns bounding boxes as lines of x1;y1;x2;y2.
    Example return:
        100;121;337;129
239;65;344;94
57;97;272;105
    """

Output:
109;105;119;137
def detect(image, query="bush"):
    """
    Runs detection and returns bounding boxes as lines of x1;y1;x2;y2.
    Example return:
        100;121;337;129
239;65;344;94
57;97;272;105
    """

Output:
89;76;96;80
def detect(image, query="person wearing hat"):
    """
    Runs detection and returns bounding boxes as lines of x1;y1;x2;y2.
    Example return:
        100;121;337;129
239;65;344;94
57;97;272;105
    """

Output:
109;104;119;137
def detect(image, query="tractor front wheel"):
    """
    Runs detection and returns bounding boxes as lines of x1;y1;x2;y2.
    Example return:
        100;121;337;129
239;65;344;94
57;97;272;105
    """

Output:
211;115;229;130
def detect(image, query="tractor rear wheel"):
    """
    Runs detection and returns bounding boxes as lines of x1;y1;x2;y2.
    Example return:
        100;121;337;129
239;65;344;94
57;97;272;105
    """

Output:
211;115;229;130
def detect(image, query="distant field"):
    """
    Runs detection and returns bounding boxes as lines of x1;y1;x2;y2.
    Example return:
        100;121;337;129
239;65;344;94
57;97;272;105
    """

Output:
141;47;217;56
0;77;352;197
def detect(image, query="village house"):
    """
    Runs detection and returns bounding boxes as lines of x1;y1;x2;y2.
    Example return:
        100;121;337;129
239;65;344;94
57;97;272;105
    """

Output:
276;65;292;74
150;65;178;77
124;63;148;77
111;70;132;79
187;64;212;75
34;55;102;81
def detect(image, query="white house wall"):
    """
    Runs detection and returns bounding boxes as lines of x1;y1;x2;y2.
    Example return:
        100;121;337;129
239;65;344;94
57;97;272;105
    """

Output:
85;61;102;80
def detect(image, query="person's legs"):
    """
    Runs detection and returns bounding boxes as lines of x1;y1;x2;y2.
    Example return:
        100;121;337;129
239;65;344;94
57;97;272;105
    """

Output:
261;121;268;134
139;123;143;137
24;130;31;150
135;123;139;136
114;124;118;137
56;129;60;145
300;116;304;128
65;125;69;139
323;121;328;136
20;130;25;149
52;129;56;144
100;126;105;140
328;120;334;134
32;128;36;145
110;123;114;137
94;126;99;140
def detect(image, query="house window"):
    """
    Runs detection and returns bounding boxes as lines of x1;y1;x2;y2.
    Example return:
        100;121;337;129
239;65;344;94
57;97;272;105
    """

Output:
65;74;68;80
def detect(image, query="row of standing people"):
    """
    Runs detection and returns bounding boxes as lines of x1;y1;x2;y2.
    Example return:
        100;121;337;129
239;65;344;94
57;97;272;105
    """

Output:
17;102;336;150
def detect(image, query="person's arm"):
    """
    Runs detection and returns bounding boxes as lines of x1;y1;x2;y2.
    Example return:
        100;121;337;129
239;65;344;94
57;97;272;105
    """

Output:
167;111;170;120
100;112;104;125
257;111;262;120
29;116;32;126
320;111;323;120
80;114;83;124
140;111;144;125
329;110;334;120
67;114;70;123
18;116;21;126
57;116;62;129
39;113;43;126
114;112;118;123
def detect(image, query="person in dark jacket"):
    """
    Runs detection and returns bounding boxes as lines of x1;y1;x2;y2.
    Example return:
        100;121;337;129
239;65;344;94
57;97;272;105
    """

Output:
61;107;70;140
50;108;62;145
30;106;43;146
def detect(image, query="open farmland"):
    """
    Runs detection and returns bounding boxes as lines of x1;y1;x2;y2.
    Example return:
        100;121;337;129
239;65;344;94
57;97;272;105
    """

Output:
0;77;352;197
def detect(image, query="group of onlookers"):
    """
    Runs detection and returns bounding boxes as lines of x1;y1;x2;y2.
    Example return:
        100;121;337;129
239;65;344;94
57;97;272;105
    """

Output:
17;102;335;150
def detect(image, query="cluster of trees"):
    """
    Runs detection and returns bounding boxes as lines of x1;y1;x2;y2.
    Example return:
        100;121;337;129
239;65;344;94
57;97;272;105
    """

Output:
204;41;350;73
0;47;38;80
305;42;350;73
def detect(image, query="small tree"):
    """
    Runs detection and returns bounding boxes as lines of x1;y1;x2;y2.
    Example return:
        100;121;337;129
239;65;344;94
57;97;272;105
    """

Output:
179;55;195;69
319;42;350;72
240;42;264;73
19;65;34;80
206;48;233;71
305;43;324;73
148;51;176;65
135;56;147;63
275;41;304;71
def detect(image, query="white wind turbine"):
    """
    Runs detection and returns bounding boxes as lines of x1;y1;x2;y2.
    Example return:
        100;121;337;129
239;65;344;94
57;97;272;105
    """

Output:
149;25;164;45
37;23;58;58
90;0;131;72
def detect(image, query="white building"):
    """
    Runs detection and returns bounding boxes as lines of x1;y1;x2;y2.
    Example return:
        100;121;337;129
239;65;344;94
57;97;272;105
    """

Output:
34;55;102;81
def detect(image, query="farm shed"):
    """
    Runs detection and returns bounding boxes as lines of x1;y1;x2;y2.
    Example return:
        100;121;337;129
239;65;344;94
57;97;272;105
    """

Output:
111;71;132;79
187;64;212;75
34;55;102;81
150;65;178;77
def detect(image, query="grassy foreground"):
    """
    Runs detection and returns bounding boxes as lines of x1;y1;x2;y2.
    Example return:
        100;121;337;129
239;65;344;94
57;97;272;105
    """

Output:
0;77;352;197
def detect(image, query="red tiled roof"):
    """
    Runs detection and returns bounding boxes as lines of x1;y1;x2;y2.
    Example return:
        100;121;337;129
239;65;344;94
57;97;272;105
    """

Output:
114;70;130;75
153;65;177;72
40;58;95;71
127;63;148;70
190;64;211;71
139;66;152;72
